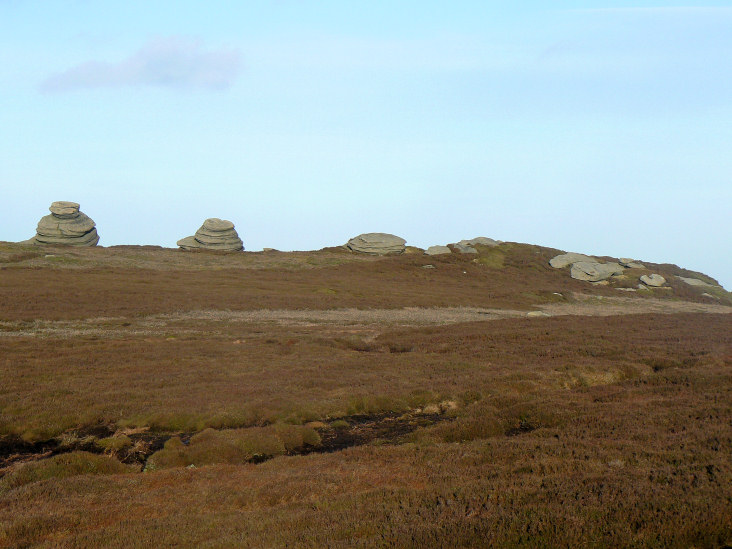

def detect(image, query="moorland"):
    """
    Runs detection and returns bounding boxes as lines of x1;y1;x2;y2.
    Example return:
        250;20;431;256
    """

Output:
0;241;730;547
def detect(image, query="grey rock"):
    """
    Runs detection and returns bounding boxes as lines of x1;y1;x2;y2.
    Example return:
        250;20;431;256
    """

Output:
452;243;478;254
346;233;406;255
26;201;99;247
640;274;666;287
176;235;201;250
422;264;436;269
570;261;624;282
425;245;452;256
178;218;244;251
49;201;80;218
619;258;645;269
676;276;715;288
549;252;596;269
458;237;500;247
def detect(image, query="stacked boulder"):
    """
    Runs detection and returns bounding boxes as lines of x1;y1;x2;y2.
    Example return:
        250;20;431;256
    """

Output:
25;201;99;246
346;233;406;255
177;218;244;251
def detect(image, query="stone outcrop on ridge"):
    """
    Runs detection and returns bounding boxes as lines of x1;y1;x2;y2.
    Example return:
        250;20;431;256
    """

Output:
570;261;625;282
346;233;406;255
425;245;452;256
549;252;596;269
457;237;500;247
177;218;244;251
640;274;666;287
25;201;99;246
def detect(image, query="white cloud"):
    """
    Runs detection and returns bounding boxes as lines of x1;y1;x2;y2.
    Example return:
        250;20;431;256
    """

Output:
40;37;242;92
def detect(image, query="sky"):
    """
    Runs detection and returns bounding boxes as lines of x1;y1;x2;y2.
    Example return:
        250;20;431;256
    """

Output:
1;1;731;287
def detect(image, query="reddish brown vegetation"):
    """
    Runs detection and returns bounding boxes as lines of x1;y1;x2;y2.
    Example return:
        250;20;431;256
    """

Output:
0;243;730;547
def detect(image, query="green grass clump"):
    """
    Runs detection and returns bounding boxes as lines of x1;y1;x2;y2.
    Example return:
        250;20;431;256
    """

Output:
95;435;133;452
0;452;132;493
473;247;506;269
145;424;321;471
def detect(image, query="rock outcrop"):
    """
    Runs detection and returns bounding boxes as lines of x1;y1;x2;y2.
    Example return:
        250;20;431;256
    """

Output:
676;276;715;288
425;245;452;256
452;243;478;254
570;261;624;282
549;252;596;269
619;258;645;269
457;237;500;247
25;201;99;246
177;218;244;251
346;233;406;255
640;274;666;287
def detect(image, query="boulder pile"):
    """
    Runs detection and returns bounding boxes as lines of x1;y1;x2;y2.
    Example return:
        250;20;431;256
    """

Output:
25;201;99;246
346;233;406;255
177;218;244;251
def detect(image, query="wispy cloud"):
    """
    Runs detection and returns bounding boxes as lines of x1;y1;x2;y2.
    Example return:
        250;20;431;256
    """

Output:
40;37;241;93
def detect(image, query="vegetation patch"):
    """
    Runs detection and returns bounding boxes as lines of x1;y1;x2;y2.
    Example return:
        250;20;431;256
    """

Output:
0;452;133;493
144;424;321;470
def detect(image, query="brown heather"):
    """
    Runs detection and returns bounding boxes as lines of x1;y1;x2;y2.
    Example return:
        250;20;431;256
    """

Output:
0;242;730;547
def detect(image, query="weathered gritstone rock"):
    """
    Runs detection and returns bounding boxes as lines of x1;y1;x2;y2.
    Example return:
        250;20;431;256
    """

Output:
570;261;624;282
177;218;244;251
549;252;596;269
640;274;666;287
25;201;100;246
451;243;478;254
425;245;452;256
457;237;500;247
676;276;717;288
619;258;645;269
346;233;406;255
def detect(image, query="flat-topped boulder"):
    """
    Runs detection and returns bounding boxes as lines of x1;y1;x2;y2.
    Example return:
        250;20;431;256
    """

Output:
425;245;452;256
570;261;624;282
676;276;716;288
549;252;596;269
25;201;99;246
640;274;666;287
346;233;406;255
177;218;244;251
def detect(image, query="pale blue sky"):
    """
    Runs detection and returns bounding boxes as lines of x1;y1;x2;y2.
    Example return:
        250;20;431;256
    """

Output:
1;1;730;286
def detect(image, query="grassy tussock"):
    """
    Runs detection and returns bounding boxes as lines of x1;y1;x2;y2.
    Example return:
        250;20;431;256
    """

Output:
0;452;133;493
145;424;321;470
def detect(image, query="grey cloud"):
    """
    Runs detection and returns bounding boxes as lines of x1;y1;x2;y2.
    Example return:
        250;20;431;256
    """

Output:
40;37;241;92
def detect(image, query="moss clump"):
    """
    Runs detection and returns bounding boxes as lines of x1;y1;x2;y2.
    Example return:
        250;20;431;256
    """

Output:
0;452;132;493
473;247;506;269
